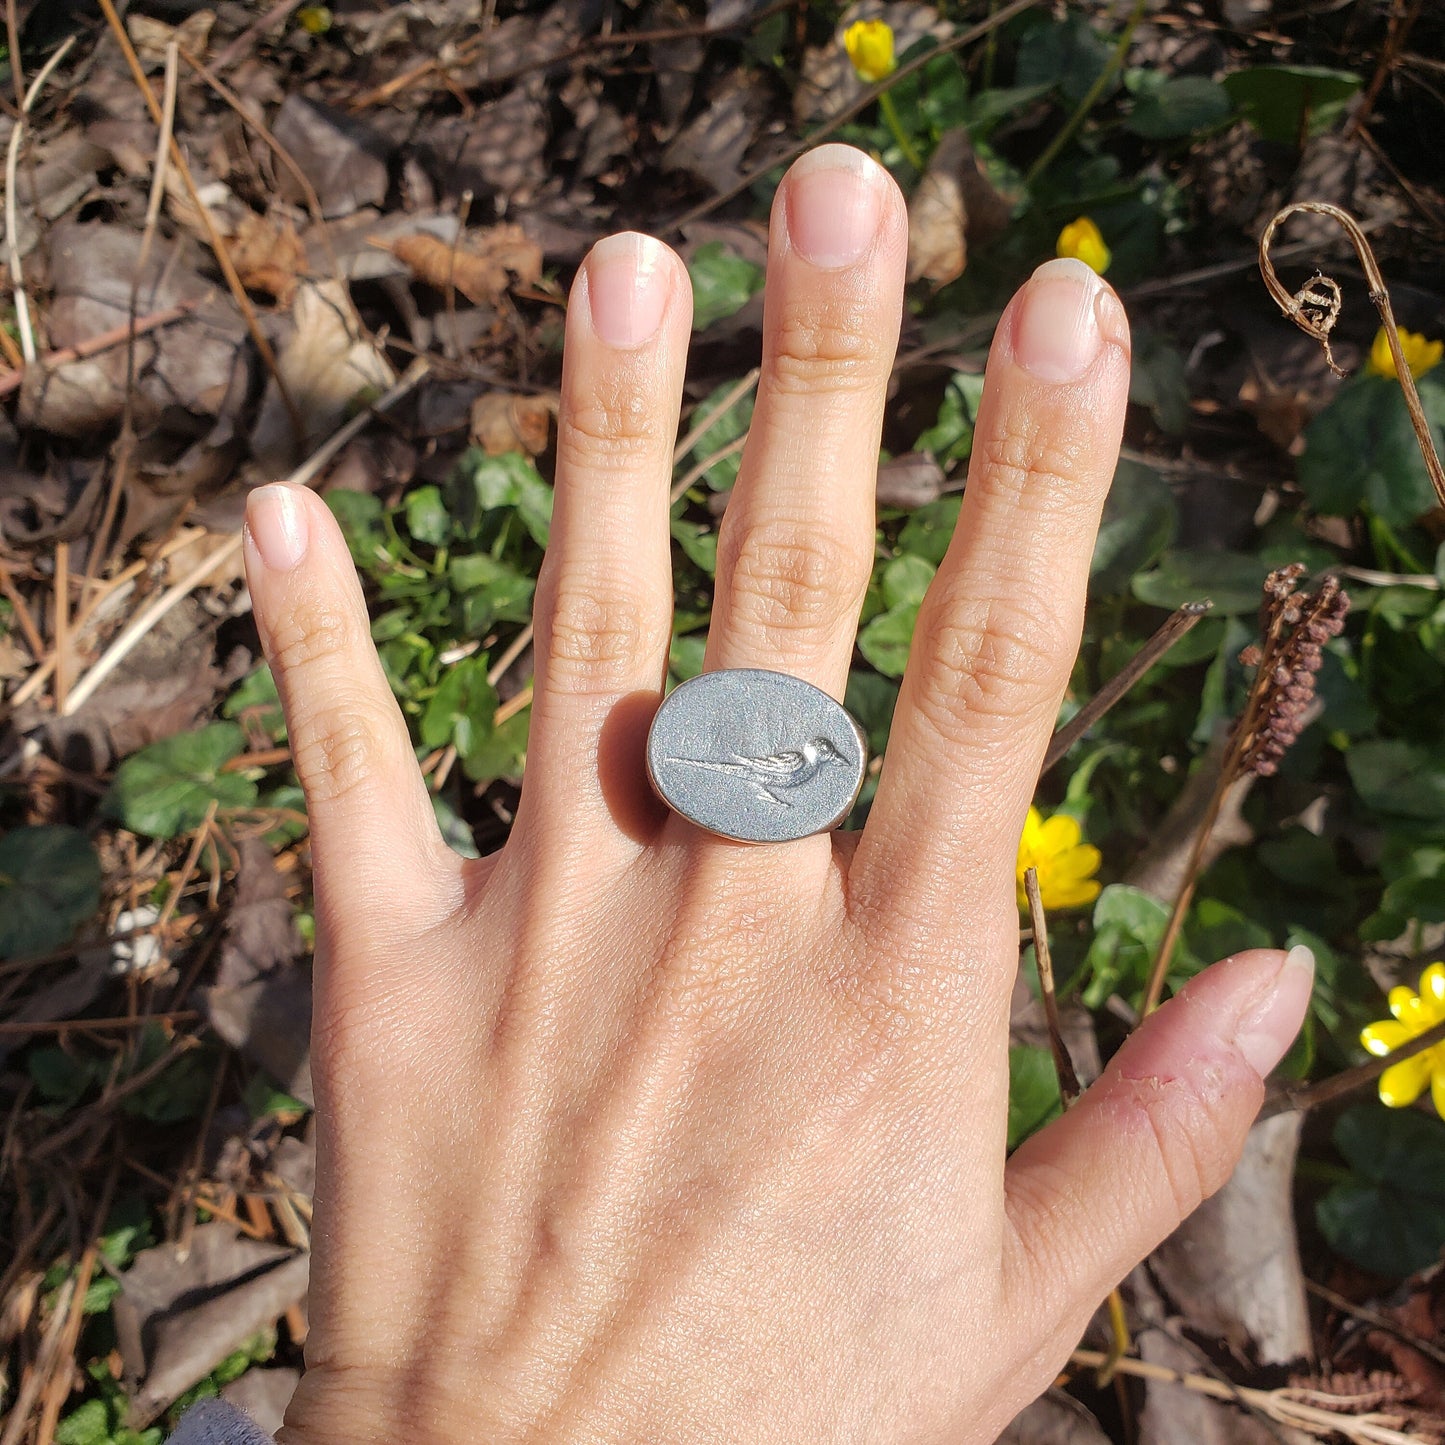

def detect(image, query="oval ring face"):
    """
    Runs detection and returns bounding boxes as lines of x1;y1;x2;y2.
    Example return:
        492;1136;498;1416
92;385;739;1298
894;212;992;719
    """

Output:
646;669;868;843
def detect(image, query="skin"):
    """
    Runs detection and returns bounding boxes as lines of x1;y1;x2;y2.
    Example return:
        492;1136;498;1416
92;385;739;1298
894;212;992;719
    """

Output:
241;146;1314;1445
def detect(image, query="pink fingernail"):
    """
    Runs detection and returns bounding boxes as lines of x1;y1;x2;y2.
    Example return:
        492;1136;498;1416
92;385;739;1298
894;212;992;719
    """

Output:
785;144;886;269
1235;945;1315;1079
586;232;671;348
1011;256;1107;383
246;484;309;571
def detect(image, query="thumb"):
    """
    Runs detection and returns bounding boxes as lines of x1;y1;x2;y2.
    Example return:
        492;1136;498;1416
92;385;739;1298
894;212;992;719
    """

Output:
1000;946;1313;1335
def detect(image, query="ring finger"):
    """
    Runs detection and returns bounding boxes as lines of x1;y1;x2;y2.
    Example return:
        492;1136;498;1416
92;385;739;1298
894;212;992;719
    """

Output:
704;145;907;700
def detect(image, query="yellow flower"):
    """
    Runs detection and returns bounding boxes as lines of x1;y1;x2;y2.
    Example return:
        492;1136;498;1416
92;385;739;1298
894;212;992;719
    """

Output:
1055;217;1111;276
296;5;332;34
1015;807;1102;912
1366;325;1443;381
1362;963;1445;1118
843;19;896;84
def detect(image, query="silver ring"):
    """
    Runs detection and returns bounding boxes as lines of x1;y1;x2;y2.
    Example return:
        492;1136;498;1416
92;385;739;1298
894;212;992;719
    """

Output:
646;669;868;843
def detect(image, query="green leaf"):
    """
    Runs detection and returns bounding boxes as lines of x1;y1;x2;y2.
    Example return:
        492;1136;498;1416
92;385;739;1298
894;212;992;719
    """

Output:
56;1399;110;1445
685;382;755;491
326;489;386;567
1221;65;1361;146
1090;460;1177;596
0;825;101;958
29;1046;103;1107
857;604;919;679
421;656;498;752
1298;376;1445;527
671;518;718;575
243;1074;310;1120
1007;1045;1062;1149
896;496;961;566
1186;898;1272;963
121;1026;214;1123
1079;885;1190;1009
105;724;257;839
452;450;553;545
914;372;986;468
432;794;481;859
1016;12;1115;104
447;554;536;621
458;708;529;783
880;554;936;610
686;241;764;330
404;484;451;547
1125;75;1231;138
845;670;899;756
670;633;707;683
1127;331;1189;434
1132;550;1272;615
1317;1104;1445;1276
222;664;285;743
1347;739;1445;819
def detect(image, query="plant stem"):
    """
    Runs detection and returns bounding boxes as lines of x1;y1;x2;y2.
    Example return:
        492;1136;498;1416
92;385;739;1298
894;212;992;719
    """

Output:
878;88;925;172
1023;0;1146;188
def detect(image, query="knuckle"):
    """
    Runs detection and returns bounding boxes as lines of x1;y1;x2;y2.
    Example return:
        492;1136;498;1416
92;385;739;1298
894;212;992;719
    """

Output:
719;521;864;641
265;593;362;677
558;380;666;470
1122;1068;1240;1221
539;571;667;689
976;409;1099;516
289;697;393;807
769;302;880;396
909;591;1066;745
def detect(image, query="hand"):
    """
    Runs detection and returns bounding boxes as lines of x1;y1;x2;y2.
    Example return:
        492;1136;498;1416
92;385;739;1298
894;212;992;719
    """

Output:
243;145;1313;1444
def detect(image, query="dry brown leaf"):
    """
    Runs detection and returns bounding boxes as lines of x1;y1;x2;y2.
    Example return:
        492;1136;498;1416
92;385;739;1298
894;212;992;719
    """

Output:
230;212;306;305
907;166;967;286
470;391;557;456
127;9;215;69
384;224;542;306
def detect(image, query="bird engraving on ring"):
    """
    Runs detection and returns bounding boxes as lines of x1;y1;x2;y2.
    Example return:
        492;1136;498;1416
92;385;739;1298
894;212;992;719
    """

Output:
668;736;849;806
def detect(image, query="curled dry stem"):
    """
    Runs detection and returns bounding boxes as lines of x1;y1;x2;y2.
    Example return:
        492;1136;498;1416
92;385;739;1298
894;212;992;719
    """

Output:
1258;201;1445;508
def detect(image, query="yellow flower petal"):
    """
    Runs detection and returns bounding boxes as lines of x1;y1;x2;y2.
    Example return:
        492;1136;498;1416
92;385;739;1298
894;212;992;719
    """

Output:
1361;1020;1410;1056
1034;813;1083;854
1055;217;1111;276
842;19;896;84
1046;844;1102;884
1389;985;1425;1025
1379;1053;1432;1108
1367;325;1444;380
1420;963;1445;1016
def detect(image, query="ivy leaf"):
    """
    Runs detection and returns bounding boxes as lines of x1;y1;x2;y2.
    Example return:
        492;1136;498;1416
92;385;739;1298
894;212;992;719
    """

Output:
1007;1045;1062;1149
452;450;553;545
880;554;936;610
857;604;919;678
687;241;764;330
1298;375;1445;527
404;484;451;546
1222;64;1360;145
1125;74;1231;138
0;825;102;958
897;495;962;566
1317;1104;1445;1276
1347;739;1445;820
915;372;986;468
1132;549;1272;615
105;724;257;839
1090;460;1177;596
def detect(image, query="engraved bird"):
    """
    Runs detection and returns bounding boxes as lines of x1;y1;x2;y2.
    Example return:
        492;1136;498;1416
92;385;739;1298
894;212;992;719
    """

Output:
671;736;849;806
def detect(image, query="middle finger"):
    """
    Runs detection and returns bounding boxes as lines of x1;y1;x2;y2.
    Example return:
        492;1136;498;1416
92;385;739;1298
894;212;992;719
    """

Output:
704;145;907;700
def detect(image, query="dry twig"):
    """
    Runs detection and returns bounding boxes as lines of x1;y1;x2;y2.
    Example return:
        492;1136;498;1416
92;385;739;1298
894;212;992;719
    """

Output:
1258;201;1445;508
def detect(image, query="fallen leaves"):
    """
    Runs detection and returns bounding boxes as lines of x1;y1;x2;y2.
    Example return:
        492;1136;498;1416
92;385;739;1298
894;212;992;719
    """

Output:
470;391;556;456
380;223;543;307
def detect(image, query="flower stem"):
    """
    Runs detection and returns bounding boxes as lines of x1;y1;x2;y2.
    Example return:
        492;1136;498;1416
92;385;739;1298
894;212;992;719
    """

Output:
878;89;925;172
1024;0;1146;188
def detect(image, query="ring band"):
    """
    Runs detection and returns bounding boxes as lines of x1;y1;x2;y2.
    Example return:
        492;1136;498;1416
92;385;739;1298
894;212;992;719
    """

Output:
646;668;868;842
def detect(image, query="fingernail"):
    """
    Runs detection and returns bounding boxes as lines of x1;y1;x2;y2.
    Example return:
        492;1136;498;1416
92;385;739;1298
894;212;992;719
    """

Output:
785;144;885;269
1011;256;1107;383
586;232;671;348
245;484;308;571
1235;945;1315;1079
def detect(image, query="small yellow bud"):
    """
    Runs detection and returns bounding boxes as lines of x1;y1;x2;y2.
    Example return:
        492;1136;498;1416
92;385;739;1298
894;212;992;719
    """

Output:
1366;324;1443;381
297;5;333;34
1055;217;1111;276
843;19;896;85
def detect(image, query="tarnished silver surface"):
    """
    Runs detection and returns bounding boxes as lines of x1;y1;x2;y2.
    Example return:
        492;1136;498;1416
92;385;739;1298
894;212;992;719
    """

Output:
646;669;867;843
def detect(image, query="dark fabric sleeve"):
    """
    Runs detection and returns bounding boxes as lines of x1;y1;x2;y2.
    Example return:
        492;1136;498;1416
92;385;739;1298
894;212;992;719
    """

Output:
168;1399;277;1445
